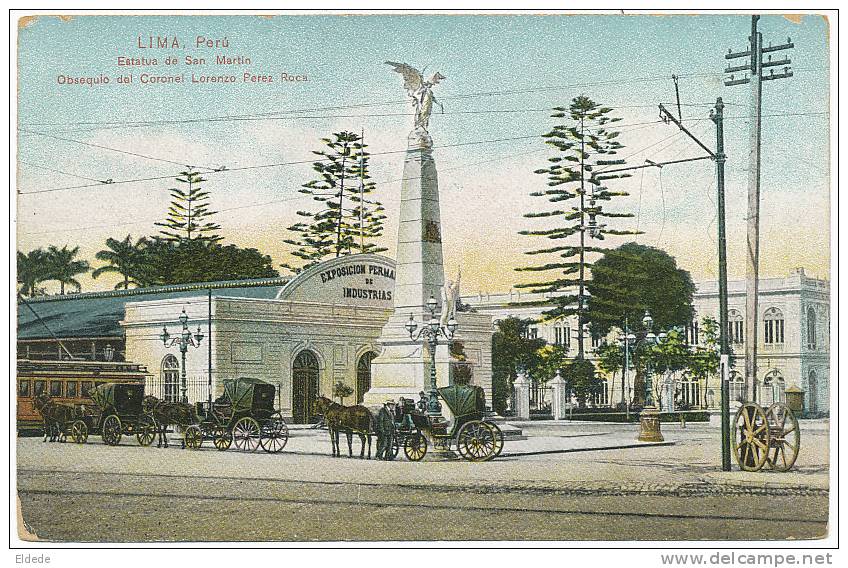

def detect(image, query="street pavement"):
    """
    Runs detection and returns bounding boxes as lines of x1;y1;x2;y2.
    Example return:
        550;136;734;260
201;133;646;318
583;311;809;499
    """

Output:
15;420;830;542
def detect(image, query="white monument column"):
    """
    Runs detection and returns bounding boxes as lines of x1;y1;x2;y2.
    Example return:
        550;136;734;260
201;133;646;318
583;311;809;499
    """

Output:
513;371;531;421
364;131;450;405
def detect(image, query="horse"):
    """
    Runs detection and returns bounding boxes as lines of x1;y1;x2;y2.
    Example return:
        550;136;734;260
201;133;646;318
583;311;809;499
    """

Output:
374;403;396;461
32;393;75;442
314;396;374;459
142;395;198;448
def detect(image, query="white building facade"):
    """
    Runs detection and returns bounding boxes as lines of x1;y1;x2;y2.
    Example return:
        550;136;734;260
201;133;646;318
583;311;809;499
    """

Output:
463;268;830;415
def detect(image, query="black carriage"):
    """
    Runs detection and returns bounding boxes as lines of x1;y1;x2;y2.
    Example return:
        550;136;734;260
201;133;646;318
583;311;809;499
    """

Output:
68;383;156;447
186;377;288;453
390;384;505;462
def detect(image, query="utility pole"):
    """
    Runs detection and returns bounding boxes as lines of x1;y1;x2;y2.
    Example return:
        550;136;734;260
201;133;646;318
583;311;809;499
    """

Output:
724;15;794;402
711;98;732;471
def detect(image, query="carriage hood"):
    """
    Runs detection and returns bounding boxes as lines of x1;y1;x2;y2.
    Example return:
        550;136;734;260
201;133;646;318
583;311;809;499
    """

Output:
437;384;486;417
222;377;276;414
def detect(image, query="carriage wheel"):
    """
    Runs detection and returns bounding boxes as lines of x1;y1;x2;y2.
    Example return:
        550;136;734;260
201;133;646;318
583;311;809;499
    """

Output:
765;402;800;472
732;403;770;472
403;431;428;461
389;434;400;460
136;419;156;447
260;413;289;453
102;415;123;446
70;420;88;444
457;420;496;462
184;425;203;450
484;422;504;461
232;417;261;452
213;426;232;451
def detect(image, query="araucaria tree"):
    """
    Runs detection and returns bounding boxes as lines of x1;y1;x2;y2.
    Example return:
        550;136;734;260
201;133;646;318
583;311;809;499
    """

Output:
283;131;387;272
517;95;639;361
155;170;222;243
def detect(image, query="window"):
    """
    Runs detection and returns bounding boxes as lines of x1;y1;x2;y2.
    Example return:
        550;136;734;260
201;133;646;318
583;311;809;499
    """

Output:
807;307;817;349
18;380;31;398
686;319;700;345
553;325;571;347
49;381;63;397
761;374;786;405
66;381;78;398
591;335;602;348
728;310;744;344
680;376;702;408
728;371;744;403
554;326;563;346
593;379;609;407
33;380;46;396
162;354;180;403
527;327;538;340
763;308;785;344
81;381;94;397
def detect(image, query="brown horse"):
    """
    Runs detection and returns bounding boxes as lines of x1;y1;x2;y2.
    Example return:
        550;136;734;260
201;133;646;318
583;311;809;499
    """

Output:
315;396;374;459
33;393;76;442
142;395;198;448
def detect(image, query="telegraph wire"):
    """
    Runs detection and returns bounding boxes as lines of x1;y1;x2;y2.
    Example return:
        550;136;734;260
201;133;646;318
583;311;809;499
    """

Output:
17;160;104;183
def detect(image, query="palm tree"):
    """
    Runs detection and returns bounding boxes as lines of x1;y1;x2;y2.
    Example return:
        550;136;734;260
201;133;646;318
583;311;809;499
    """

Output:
46;245;90;295
16;248;50;296
92;235;150;290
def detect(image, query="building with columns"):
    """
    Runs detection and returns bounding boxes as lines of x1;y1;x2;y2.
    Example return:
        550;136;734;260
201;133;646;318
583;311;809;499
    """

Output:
463;268;830;415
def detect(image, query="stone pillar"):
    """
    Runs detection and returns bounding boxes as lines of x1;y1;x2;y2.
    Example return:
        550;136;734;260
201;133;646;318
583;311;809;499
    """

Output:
513;371;531;421
550;370;568;420
365;132;450;406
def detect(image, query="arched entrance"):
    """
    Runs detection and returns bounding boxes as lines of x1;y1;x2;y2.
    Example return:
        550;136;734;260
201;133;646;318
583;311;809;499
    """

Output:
292;350;319;424
356;352;377;404
808;370;818;413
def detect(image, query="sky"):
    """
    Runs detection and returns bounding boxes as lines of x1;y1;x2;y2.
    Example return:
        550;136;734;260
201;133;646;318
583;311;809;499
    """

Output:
14;13;832;295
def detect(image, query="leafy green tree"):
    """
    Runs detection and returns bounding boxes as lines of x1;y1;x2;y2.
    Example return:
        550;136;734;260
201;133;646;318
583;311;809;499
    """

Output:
563;358;599;407
687;316;721;406
155;170;222;243
595;340;625;407
16;248;50;297
516;96;638;361
283;131;387;273
140;238;279;285
332;381;354;405
491;317;546;414
531;344;569;383
641;328;690;405
92;235;150;290
586;242;695;337
45;245;90;294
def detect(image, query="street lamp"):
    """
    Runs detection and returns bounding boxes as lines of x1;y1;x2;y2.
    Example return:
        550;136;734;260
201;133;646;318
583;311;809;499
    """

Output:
619;310;669;442
103;343;115;362
161;308;204;403
405;296;458;418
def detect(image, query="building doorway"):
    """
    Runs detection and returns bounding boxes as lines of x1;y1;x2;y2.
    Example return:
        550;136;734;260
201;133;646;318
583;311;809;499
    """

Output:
356;352;377;404
292;350;319;423
161;355;179;403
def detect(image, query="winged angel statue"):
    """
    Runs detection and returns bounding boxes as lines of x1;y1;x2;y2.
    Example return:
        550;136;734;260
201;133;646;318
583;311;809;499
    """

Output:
385;61;446;135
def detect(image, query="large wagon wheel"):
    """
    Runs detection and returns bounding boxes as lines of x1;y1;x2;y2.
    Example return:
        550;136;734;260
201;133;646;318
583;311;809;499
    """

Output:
457;420;496;462
232;417;261;452
136;417;156;447
102;415;123;446
212;426;232;451
483;422;505;461
732;403;770;472
259;412;289;453
765;402;800;472
403;430;428;461
70;420;88;444
184;425;203;450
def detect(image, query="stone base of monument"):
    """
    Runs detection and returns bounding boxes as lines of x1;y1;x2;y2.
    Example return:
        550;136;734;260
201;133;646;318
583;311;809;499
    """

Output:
422;446;460;461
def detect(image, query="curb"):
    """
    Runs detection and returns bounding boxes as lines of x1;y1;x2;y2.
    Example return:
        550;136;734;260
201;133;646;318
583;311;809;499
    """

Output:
699;471;829;492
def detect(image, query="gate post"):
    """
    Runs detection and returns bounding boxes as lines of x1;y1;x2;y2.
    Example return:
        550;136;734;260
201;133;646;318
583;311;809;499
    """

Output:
513;370;531;421
550;370;568;420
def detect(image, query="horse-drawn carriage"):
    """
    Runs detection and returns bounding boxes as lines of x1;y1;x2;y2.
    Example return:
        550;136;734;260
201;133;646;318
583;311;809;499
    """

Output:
390;384;505;462
68;383;157;446
732;400;801;472
184;377;289;453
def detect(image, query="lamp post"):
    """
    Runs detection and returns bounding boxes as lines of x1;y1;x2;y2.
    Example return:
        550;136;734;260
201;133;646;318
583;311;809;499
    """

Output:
103;343;115;362
617;318;636;420
160;309;204;403
621;310;669;442
405;295;458;418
